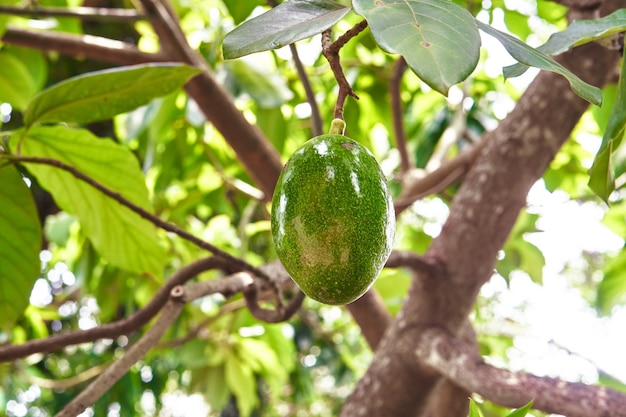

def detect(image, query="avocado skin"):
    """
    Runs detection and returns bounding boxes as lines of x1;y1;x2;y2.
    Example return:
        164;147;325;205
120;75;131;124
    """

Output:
271;134;395;305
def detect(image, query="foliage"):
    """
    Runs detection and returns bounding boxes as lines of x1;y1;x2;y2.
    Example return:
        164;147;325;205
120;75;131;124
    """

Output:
1;0;626;416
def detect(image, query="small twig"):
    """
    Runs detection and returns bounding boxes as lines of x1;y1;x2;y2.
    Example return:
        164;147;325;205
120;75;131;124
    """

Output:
0;5;146;22
19;363;108;390
5;155;273;285
56;287;186;417
390;57;411;173
393;138;487;215
290;43;324;136
0;257;223;362
322;22;366;120
385;250;439;275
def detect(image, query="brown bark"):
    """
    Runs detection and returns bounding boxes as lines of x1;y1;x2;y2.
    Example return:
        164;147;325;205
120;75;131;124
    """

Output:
341;3;624;416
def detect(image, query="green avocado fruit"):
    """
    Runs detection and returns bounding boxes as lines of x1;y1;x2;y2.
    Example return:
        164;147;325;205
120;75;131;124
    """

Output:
271;120;395;305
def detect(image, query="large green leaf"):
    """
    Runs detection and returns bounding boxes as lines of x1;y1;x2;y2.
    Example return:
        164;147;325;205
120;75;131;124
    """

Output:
8;126;165;278
353;0;480;95
223;0;350;59
505;9;626;78
477;21;602;106
0;164;42;331
588;54;626;202
23;63;201;127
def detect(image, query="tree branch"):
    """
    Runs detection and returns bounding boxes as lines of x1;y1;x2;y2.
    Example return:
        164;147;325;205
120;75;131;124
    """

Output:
290;43;324;137
321;21;368;121
390;57;411;173
5;155;273;285
2;27;163;65
417;327;626;417
0;5;146;22
0;257;223;362
56;287;186;417
139;0;284;199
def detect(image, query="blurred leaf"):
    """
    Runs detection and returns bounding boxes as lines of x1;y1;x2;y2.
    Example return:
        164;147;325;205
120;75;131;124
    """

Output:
353;0;480;95
225;353;258;417
506;9;626;77
0;52;38;110
225;56;294;107
203;365;231;410
223;0;264;24
24;63;201;127
223;0;350;59
589;54;626;202
596;248;626;315
503;9;531;41
497;210;544;284
598;370;626;392
9;126;165;278
477;21;602;106
0;164;42;331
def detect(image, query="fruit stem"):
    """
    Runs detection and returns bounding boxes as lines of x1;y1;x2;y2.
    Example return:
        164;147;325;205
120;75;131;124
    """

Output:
329;118;346;135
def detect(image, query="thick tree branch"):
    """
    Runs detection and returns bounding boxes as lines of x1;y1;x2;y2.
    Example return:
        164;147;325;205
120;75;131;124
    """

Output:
417;327;626;417
342;2;623;415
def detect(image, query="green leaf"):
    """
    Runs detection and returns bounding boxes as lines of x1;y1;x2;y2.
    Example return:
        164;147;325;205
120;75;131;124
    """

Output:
0;164;42;331
223;0;350;59
23;63;201;127
9;126;165;278
353;0;480;95
468;399;484;417
0;52;38;111
225;354;258;417
506;9;626;78
476;20;602;106
589;54;626;202
506;400;533;417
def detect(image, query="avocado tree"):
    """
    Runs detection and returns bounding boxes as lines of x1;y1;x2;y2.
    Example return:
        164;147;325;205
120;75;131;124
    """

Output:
2;0;626;416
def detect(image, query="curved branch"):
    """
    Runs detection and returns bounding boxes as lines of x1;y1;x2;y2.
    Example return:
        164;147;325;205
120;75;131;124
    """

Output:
417;327;626;417
0;257;223;362
290;43;324;136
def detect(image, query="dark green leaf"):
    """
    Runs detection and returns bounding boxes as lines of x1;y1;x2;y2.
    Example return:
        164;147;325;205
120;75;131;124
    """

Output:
9;126;165;278
506;9;626;78
0;164;42;331
24;63;201;127
589;54;626;201
477;21;602;105
353;0;480;95
223;0;350;59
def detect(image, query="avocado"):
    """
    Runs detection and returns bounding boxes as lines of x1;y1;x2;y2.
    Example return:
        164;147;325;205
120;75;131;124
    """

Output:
271;121;395;305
